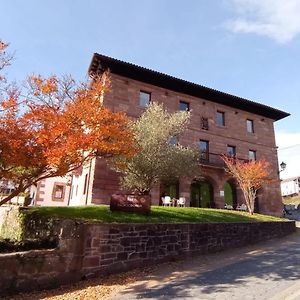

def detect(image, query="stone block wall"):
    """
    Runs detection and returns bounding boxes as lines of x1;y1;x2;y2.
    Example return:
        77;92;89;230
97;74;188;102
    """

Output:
81;221;295;277
91;73;284;216
0;249;82;293
0;220;296;296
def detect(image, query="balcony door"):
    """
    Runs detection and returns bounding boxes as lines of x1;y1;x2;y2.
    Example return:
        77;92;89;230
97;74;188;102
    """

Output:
199;140;209;163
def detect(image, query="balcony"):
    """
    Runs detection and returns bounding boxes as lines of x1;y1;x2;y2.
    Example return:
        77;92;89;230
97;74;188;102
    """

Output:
199;152;248;168
199;152;224;168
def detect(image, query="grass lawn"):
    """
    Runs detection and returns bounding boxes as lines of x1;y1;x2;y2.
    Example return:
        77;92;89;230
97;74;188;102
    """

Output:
282;195;300;206
23;206;285;224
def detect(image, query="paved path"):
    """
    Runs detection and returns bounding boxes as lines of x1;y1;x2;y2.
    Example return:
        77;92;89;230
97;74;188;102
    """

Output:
109;229;300;300
285;210;300;221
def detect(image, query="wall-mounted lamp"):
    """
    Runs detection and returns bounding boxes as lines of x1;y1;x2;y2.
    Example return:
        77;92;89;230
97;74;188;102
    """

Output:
278;161;287;174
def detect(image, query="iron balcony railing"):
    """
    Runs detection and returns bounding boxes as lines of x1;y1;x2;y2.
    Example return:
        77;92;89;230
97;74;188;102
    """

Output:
198;152;248;168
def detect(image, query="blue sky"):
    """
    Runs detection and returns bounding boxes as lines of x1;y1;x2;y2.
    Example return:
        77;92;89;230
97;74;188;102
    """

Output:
1;0;300;178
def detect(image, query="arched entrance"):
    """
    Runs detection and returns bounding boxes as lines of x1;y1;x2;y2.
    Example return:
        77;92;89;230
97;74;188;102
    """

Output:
160;181;179;205
254;188;262;213
190;179;214;208
224;181;237;208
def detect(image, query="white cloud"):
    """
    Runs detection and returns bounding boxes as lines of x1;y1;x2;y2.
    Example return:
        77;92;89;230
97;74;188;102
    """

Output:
226;0;300;43
276;131;300;179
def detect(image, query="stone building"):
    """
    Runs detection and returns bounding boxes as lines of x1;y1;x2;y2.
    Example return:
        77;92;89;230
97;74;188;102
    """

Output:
86;53;289;215
36;53;289;216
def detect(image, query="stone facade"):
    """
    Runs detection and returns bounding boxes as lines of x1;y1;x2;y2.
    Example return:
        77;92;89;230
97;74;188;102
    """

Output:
0;219;295;296
30;54;288;215
88;56;288;216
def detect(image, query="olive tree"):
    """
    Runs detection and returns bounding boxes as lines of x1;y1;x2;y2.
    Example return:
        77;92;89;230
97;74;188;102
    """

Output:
114;102;201;195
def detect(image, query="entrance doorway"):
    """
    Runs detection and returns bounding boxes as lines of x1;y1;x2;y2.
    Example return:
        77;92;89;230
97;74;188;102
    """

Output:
190;179;213;208
254;189;261;213
224;181;237;208
160;181;179;205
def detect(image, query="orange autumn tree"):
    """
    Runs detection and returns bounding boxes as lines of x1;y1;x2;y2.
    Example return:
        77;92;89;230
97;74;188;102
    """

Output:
222;156;271;215
0;42;136;206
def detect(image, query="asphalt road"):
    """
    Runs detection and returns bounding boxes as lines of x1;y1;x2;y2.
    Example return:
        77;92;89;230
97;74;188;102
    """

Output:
109;228;300;300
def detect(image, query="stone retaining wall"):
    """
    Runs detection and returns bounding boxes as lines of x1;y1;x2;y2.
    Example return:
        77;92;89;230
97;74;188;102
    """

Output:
0;220;296;296
81;222;295;276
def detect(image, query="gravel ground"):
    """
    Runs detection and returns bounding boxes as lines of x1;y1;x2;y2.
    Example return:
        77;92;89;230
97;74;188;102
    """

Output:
3;267;157;300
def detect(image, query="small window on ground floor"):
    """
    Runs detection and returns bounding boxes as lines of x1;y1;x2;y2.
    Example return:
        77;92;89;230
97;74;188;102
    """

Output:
52;183;65;201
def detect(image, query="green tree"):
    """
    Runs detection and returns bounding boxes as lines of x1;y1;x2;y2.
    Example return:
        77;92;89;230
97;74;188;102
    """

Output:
114;102;201;195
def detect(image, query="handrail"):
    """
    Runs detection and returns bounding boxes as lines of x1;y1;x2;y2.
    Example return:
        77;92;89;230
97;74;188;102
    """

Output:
198;152;248;167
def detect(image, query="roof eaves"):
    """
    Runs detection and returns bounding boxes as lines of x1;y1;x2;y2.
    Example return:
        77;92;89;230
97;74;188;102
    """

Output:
89;53;290;121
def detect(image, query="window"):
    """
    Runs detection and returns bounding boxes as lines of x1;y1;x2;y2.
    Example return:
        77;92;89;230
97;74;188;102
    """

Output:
201;117;209;130
227;145;236;157
70;185;74;200
54;185;64;199
247;119;254;133
216;111;225;126
0;187;12;194
199;140;209;162
169;135;178;145
139;91;151;107
249;150;257;161
179;101;190;111
52;184;65;201
83;174;88;195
